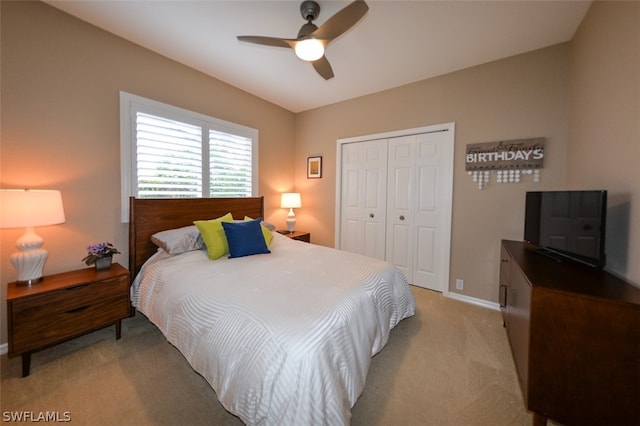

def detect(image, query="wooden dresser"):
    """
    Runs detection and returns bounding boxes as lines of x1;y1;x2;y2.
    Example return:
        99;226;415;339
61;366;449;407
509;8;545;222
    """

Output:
6;264;131;377
499;240;640;426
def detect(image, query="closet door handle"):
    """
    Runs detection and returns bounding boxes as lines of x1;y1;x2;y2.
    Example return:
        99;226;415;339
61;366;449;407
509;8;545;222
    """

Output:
499;285;508;307
399;215;405;221
369;213;375;218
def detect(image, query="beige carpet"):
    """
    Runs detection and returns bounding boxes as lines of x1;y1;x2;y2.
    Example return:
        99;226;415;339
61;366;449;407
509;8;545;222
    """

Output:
1;287;536;425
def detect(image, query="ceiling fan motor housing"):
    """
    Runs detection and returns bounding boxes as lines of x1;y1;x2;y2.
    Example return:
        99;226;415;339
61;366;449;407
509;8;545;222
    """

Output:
298;22;318;38
300;1;320;22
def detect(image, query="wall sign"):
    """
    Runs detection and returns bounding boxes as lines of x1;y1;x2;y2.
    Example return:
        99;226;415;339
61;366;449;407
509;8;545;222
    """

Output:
465;137;545;189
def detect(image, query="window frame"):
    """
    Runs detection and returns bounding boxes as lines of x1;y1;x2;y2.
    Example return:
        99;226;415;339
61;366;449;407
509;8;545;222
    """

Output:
120;91;259;222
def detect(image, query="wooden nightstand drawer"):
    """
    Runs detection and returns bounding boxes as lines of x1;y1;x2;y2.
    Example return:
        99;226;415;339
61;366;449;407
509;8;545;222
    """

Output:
10;294;129;355
11;275;128;320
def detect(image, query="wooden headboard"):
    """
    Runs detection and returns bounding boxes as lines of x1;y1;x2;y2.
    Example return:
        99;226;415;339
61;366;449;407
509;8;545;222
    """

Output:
128;196;264;279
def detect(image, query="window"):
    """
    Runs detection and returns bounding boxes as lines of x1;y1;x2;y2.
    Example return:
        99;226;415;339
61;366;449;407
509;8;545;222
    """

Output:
120;92;258;221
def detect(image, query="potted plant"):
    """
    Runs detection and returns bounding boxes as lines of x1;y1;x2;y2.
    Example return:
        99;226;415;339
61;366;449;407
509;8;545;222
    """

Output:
82;242;121;270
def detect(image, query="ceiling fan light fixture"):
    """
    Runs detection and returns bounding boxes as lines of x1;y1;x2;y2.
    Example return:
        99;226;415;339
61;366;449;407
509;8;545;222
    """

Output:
237;0;368;78
294;38;324;61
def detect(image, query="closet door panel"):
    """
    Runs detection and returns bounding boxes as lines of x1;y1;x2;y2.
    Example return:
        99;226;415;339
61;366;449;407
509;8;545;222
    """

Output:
386;136;416;282
362;140;387;260
341;145;363;254
390;167;411;209
412;132;451;291
339;139;387;260
389;222;412;274
417;166;437;211
342;219;360;254
415;226;436;274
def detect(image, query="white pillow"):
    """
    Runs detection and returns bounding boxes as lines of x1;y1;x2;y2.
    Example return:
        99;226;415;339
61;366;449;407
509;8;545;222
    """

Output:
261;221;276;231
151;225;204;255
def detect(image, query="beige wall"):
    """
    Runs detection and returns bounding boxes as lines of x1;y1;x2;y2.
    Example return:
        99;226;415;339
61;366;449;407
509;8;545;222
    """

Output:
568;0;640;284
295;44;570;302
293;0;639;299
0;1;295;343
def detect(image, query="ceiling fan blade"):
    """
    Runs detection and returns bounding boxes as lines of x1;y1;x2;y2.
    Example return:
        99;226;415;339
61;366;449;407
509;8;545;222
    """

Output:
312;55;334;80
237;35;295;49
312;0;369;41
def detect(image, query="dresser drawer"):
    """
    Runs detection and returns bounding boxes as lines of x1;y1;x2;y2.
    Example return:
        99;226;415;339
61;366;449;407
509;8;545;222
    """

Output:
11;276;128;318
10;295;130;355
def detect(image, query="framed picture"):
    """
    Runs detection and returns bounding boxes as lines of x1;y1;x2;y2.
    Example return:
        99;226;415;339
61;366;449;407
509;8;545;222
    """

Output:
307;156;322;179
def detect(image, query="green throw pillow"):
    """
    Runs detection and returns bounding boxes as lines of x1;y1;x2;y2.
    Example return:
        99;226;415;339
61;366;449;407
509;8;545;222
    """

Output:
194;212;234;259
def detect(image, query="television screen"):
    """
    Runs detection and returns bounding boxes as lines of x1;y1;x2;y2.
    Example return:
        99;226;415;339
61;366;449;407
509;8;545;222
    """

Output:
524;190;607;268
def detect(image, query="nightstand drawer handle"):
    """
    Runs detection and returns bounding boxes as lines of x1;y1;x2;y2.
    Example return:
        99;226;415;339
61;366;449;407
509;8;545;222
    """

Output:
66;283;90;291
66;305;89;314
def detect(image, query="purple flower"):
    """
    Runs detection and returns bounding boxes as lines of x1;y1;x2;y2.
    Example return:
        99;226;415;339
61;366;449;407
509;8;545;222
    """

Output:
87;242;109;254
82;242;121;265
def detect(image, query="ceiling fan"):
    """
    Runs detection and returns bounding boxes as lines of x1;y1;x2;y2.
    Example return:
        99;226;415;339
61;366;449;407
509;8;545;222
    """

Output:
237;0;369;80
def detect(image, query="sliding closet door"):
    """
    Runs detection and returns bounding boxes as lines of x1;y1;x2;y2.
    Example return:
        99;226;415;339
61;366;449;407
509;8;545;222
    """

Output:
339;139;387;260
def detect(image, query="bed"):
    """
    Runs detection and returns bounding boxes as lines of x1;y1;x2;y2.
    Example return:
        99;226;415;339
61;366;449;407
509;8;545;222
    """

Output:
129;196;415;425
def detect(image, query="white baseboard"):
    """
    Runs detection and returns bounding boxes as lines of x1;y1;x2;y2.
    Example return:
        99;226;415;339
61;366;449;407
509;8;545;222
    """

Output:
0;343;7;355
447;291;500;311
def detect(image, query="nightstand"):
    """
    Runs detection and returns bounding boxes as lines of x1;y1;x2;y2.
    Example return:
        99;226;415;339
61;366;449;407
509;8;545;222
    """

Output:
6;263;131;377
277;230;311;243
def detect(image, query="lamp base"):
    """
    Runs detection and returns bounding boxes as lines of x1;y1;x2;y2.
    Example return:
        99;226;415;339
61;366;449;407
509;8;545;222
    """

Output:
10;227;48;286
11;249;48;286
286;208;296;233
15;276;44;286
11;248;48;286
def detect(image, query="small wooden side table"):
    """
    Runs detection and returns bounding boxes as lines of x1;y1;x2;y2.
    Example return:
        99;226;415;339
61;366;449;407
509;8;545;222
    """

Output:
6;263;131;377
277;230;311;243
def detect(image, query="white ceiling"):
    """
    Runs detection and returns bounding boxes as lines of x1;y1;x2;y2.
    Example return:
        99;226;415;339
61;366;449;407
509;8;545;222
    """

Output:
44;0;592;113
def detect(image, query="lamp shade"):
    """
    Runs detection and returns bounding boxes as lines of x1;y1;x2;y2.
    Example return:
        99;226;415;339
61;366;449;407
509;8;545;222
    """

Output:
281;193;302;209
0;189;66;228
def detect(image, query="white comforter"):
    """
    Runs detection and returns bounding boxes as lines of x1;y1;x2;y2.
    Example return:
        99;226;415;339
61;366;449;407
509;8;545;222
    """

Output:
132;233;415;425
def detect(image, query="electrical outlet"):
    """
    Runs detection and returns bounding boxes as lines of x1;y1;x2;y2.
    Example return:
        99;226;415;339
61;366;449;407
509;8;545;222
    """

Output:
456;279;464;290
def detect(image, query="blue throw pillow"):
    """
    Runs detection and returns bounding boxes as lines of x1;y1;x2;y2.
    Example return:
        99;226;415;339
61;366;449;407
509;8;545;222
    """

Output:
222;219;271;258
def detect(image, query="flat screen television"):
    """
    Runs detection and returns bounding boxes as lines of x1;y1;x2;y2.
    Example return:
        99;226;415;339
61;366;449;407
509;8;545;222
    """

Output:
524;190;607;268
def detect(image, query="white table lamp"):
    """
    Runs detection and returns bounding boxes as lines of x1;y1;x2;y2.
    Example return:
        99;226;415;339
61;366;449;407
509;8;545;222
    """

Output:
280;193;301;233
1;189;66;285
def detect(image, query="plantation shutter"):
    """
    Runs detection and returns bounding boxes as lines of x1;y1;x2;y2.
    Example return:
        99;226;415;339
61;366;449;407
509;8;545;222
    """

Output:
121;92;258;221
136;112;203;198
209;130;252;197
